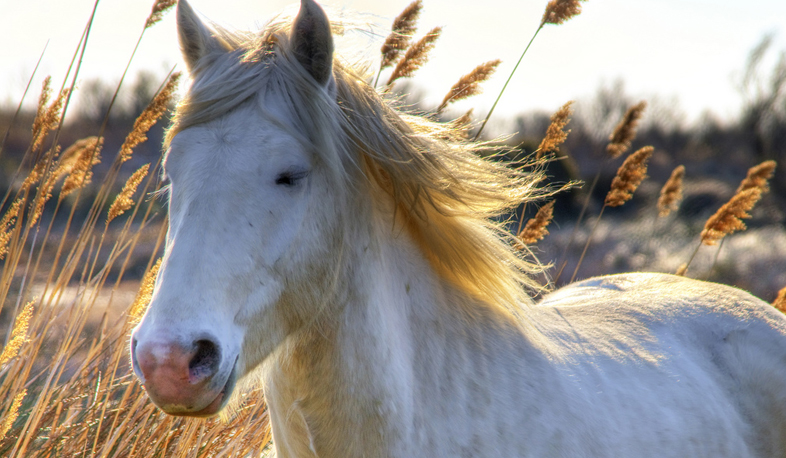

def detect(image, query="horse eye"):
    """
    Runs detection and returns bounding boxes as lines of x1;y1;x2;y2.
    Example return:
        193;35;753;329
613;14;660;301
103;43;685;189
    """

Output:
275;170;308;187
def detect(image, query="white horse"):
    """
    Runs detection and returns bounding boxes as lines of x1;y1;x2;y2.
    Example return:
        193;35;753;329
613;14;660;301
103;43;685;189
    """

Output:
130;1;786;456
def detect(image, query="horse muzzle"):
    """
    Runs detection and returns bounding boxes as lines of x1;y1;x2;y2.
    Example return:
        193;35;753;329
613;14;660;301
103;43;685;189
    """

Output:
131;333;237;417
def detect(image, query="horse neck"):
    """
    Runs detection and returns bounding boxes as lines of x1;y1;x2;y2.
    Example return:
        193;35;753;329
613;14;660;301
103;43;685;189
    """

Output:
264;196;539;457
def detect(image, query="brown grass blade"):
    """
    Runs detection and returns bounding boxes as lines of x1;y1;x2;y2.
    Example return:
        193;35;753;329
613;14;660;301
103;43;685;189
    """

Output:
0;199;23;260
145;0;177;29
118;72;180;163
657;164;685;217
605;146;653;207
541;0;588;26
517;201;556;246
60;137;104;199
437;60;502;113
0;301;34;366
380;0;422;70
386;27;441;86
536;101;574;160
107;163;151;223
607;101;647;159
736;160;777;194
700;187;763;246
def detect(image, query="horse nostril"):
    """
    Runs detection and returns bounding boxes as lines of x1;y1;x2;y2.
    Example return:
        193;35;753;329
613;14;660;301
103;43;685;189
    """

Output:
130;336;145;382
189;339;221;383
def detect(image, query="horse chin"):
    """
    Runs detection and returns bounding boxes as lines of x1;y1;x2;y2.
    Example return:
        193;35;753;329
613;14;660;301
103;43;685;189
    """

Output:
156;360;238;418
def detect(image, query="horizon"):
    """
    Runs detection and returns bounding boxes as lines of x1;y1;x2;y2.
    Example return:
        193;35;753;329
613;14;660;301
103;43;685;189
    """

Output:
2;0;786;132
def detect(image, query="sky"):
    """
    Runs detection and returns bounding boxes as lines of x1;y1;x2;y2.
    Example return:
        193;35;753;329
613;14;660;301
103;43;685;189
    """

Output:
2;0;786;131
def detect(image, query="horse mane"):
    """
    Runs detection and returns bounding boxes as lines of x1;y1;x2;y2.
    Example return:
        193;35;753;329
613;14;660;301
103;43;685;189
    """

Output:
165;13;547;317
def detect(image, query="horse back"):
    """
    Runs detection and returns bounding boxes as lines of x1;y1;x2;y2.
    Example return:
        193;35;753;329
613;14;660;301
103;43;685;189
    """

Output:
534;272;786;457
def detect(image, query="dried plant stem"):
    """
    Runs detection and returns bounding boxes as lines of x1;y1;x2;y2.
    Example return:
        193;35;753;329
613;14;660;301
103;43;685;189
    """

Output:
0;41;47;161
475;26;543;140
570;204;606;283
553;166;604;285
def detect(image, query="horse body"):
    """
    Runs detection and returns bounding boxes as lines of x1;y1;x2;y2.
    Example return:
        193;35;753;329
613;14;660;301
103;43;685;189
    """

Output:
130;0;786;456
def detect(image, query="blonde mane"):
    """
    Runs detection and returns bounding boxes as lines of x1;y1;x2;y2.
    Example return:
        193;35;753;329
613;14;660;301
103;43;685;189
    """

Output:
166;15;546;316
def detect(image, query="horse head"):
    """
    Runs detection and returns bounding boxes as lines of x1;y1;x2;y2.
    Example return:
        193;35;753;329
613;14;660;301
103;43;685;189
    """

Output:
130;0;344;417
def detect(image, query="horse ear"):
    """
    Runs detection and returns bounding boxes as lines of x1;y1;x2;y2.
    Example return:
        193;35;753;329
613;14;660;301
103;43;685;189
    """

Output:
290;0;334;86
177;0;224;72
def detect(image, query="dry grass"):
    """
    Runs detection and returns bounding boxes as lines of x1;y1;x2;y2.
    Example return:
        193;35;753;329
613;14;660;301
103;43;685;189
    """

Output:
386;27;442;86
607;101;647;159
657;165;685;217
517;201;555;246
0;4;272;457
605;146;653;207
437;60;502;113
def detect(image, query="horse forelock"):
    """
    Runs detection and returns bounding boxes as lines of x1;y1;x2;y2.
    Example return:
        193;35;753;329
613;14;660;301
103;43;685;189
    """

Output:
165;13;547;318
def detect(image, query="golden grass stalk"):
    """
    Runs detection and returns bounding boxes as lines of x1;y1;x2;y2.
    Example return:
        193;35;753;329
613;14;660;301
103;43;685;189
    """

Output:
386;27;442;86
0;199;23;260
773;286;786;313
145;0;177;29
541;0;587;26
571;146;653;282
0;389;26;440
127;258;162;327
437;60;502;113
657;164;685;217
675;263;688;276
30;77;52;147
736;160;776;194
0;301;34;366
60;137;103;198
700;187;763;246
118;72;180;163
517;201;555;246
536;101;574;160
607;101;647;159
31;87;70;153
605;146;653;207
107;164;150;223
379;0;422;72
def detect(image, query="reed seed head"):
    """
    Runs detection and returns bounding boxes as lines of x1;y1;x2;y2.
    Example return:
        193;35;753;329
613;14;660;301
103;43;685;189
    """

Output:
0;301;34;366
736;160;776;194
700;187;763;246
675;263;688;276
517;201;555;246
119;72;180;163
31;77;52;141
386;27;442;86
380;0;422;70
773;286;786;313
61;137;103;198
128;258;162;326
0;199;23;260
0;389;26;440
32;84;70;152
541;0;587;26
437;60;502;113
657;165;685;217
145;0;177;29
108;164;150;223
605;146;653;207
536;101;574;160
607;101;647;159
